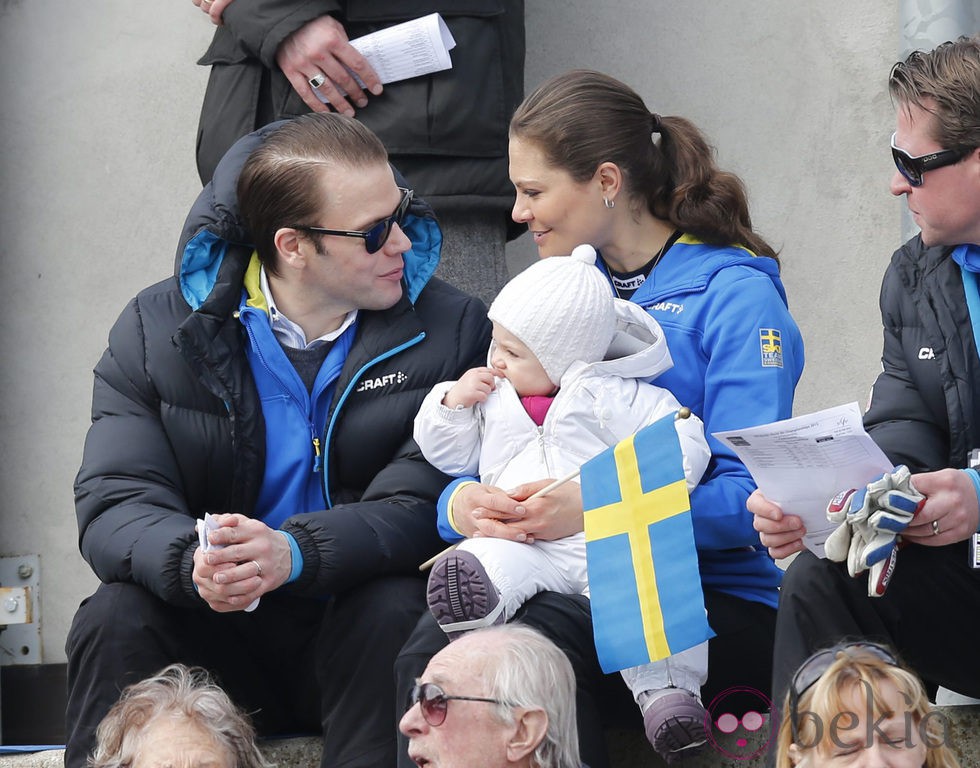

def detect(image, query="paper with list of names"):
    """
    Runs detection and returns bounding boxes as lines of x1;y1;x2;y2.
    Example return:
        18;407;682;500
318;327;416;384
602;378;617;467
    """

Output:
313;13;456;105
712;403;894;558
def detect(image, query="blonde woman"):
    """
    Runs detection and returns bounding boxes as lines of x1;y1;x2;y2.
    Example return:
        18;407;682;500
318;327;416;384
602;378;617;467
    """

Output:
776;642;960;768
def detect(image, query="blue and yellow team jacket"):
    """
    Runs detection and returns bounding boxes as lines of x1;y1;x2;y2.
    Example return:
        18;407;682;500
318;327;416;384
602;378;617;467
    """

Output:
437;235;804;609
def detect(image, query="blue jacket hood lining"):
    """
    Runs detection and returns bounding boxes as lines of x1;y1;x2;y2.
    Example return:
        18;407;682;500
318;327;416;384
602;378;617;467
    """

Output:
174;119;442;310
177;214;441;311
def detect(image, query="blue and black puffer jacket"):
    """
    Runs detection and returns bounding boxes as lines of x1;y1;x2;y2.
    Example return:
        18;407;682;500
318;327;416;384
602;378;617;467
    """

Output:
74;122;491;608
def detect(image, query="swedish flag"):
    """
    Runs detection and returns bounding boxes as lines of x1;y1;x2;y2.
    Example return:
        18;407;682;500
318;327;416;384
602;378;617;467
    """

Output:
582;412;713;673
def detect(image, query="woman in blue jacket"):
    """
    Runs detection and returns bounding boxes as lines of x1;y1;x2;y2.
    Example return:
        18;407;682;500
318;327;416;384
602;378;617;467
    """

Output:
396;70;804;767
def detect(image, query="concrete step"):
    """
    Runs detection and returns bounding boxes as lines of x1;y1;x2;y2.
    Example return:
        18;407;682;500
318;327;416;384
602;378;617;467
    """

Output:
2;705;977;767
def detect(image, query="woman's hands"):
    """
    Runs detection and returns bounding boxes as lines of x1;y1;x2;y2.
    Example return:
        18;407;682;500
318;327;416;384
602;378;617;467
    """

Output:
451;479;585;544
748;489;807;560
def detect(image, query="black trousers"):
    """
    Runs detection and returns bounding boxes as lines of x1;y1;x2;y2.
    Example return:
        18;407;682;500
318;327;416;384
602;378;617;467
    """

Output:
772;542;980;710
394;589;777;768
65;576;427;768
773;542;980;712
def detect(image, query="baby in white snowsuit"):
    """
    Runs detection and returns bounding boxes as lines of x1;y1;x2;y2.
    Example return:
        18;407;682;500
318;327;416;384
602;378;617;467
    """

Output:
414;245;714;762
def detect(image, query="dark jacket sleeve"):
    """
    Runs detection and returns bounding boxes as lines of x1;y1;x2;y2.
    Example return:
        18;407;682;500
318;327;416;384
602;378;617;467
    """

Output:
864;262;950;472
210;0;341;69
281;440;452;595
280;285;490;595
74;298;202;608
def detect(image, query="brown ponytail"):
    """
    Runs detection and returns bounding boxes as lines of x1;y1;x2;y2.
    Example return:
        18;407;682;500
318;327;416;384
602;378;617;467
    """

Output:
657;115;777;261
510;70;779;265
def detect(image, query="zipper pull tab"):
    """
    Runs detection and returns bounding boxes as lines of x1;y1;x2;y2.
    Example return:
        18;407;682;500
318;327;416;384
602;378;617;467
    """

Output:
312;436;323;473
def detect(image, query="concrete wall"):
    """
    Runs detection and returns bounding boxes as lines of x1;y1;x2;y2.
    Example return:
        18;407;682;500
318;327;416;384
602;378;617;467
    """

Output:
0;1;903;664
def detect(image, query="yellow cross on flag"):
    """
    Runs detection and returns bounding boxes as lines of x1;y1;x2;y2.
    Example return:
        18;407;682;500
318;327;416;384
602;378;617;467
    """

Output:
582;412;713;673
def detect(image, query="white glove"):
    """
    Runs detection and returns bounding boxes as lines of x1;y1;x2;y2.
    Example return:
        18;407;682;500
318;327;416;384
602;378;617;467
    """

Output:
824;466;924;597
824;486;861;564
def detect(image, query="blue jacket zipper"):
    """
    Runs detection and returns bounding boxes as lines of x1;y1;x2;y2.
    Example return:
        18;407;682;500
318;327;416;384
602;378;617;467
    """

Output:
320;331;426;508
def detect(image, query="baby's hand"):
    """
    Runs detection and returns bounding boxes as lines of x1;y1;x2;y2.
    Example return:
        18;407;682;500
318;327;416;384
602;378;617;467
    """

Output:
443;367;499;409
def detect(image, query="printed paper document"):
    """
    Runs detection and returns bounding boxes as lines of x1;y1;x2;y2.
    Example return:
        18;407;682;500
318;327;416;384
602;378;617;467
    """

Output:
713;402;894;557
314;13;456;106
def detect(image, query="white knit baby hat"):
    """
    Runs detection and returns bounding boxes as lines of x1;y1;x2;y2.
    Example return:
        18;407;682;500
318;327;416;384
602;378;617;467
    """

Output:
487;244;616;386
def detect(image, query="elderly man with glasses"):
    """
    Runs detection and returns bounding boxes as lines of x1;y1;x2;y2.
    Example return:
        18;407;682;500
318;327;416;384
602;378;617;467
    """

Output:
400;625;581;768
750;34;980;712
65;112;490;768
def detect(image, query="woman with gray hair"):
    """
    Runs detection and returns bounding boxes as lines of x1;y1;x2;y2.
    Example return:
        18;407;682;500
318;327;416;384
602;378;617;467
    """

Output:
90;664;272;768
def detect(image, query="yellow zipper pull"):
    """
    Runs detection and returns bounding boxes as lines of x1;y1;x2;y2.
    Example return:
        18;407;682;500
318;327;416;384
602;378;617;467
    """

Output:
313;436;323;472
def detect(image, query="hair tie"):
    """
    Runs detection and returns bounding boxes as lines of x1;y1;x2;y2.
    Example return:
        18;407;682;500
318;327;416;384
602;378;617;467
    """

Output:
650;113;663;134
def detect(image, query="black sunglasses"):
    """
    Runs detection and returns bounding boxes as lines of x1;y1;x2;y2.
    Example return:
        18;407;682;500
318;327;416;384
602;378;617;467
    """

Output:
409;682;509;727
292;187;413;253
890;133;969;187
788;641;899;743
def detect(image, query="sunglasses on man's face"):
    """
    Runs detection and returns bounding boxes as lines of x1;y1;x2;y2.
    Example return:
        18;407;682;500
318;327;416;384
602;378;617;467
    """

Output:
890;133;969;187
292;187;414;253
788;642;899;743
409;682;509;727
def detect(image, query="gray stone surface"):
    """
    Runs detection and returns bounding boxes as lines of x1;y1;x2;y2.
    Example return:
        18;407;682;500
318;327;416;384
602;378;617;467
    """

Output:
432;209;508;308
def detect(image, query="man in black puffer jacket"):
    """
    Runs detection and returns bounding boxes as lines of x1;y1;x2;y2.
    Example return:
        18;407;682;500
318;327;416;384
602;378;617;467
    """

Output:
751;35;980;717
66;113;490;768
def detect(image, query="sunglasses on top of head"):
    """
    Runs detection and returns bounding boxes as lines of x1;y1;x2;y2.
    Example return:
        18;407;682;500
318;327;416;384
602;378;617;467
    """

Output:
408;682;511;727
788;641;899;743
890;133;970;187
292;187;414;253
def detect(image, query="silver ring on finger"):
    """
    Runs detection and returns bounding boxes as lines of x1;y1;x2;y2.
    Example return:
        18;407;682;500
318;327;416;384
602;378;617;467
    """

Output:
932;519;940;536
308;72;327;90
252;560;263;577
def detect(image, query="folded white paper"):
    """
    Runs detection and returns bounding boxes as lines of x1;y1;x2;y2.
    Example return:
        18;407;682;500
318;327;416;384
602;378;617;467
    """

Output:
351;12;455;84
197;512;260;612
314;12;456;105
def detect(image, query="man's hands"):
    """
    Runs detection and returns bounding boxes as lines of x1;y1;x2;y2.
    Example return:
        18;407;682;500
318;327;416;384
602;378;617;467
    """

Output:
190;3;383;115
275;15;382;116
192;514;293;612
749;466;979;585
899;468;979;544
443;367;500;409
450;479;585;544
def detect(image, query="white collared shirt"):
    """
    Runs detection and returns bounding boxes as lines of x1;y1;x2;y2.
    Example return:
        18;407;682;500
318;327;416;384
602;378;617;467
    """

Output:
259;267;357;350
